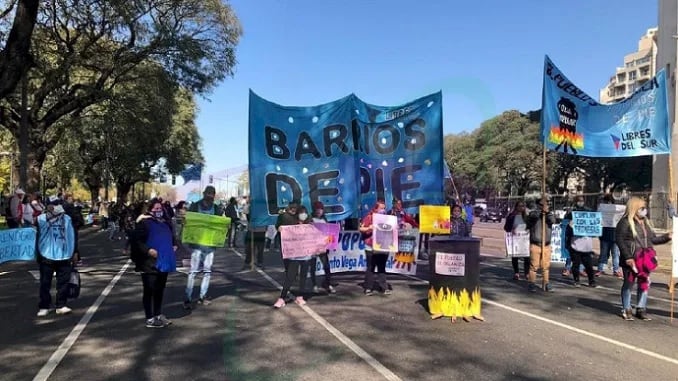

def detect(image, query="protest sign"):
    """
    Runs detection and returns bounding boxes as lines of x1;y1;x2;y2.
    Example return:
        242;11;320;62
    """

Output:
598;204;626;228
372;214;398;252
572;211;602;237
0;228;36;264
313;222;340;250
280;224;328;259
435;252;465;276
505;231;530;257
419;205;451;234
182;212;230;247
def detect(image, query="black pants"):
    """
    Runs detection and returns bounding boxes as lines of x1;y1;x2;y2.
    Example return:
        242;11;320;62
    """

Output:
280;259;309;299
310;251;332;288
244;231;266;265
39;259;72;309
226;224;235;247
570;250;595;283
364;250;388;291
141;272;168;319
512;257;529;276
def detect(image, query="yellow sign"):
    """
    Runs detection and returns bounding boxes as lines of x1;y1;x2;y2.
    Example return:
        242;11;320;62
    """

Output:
418;205;450;234
181;212;231;247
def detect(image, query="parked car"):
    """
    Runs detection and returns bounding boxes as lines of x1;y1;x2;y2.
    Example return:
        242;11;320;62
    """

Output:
479;208;502;223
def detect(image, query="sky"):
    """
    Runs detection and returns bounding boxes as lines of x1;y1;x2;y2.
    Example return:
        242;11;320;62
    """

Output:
194;0;658;180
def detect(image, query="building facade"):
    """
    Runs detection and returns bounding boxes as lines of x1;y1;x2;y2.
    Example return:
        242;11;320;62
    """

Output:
599;27;658;104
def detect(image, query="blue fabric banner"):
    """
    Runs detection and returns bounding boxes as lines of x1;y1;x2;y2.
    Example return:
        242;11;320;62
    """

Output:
180;163;203;184
248;91;444;227
0;228;36;264
541;55;670;157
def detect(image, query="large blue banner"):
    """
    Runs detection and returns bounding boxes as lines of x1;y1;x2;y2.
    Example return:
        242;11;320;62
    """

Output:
248;91;444;227
0;228;36;264
541;55;670;157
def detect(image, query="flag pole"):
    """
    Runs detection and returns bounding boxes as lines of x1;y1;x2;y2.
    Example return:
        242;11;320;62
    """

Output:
541;147;547;290
669;153;674;323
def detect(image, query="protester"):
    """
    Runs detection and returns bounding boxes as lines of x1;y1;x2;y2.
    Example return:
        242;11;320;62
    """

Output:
504;200;529;280
526;195;556;293
359;200;391;295
597;193;622;277
7;188;25;228
565;195;597;288
183;186;222;310
450;204;471;238
273;201;313;308
131;199;177;328
389;198;418;229
224;197;239;247
616;196;671;321
36;204;76;317
309;201;336;294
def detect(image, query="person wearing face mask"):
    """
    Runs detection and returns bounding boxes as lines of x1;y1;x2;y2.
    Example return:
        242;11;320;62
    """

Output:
359;200;391;295
273;201;312;308
183;186;223;310
131;199;177;327
615;197;671;321
308;201;337;294
504;201;529;280
564;195;597;288
597;194;622;278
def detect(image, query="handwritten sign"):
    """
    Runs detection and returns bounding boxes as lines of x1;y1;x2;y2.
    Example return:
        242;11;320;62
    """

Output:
673;217;678;278
0;228;36;264
182;212;230;247
551;221;569;262
435;252;465;276
372;213;398;252
598;204;626;228
505;231;530;257
572;211;602;237
313;222;340;250
419;205;451;234
280;224;328;259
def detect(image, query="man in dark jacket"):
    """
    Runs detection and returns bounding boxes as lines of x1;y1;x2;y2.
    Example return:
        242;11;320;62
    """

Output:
526;196;556;293
224;197;239;247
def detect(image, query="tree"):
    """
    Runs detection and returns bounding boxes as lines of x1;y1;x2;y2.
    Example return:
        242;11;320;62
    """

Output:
0;0;241;191
0;0;39;99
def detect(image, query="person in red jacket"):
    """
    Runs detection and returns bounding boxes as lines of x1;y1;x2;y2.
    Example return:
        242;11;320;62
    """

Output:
389;198;418;229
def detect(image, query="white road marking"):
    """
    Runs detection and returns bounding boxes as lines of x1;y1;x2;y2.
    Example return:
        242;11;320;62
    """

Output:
404;273;678;367
232;249;402;381
28;270;40;280
0;271;12;276
32;260;132;381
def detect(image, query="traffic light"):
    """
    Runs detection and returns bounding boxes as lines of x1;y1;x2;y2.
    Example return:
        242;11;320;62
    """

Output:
209;175;213;184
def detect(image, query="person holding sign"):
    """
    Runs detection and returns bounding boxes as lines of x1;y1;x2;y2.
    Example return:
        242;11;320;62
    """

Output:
130;199;177;328
359;200;391;295
596;194;622;278
450;204;471;238
504;201;529;281
273;202;312;308
616;197;671;321
36;203;76;317
526;196;556;293
309;201;336;294
564;196;597;288
183;186;223;310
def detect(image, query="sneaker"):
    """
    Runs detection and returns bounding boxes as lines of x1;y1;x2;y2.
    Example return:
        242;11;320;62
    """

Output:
621;309;634;321
156;314;172;326
383;289;392;295
364;289;374;296
636;308;652;321
294;296;306;306
56;306;72;315
594;271;603;277
312;286;321;294
528;283;538;293
183;300;192;310
589;282;599;288
543;283;554;292
573;281;580;288
513;273;520;281
36;309;49;317
146;317;164;328
561;269;571;277
614;270;623;278
198;297;211;306
327;285;337;294
273;298;286;308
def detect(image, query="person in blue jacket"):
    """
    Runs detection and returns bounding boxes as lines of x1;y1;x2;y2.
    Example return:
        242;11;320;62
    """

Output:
131;198;177;328
36;203;76;317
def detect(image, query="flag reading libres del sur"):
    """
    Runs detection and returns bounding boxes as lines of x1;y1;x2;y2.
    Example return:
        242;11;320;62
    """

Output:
541;55;670;157
248;91;444;227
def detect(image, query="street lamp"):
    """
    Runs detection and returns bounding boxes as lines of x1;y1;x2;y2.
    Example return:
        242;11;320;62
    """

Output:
0;151;14;190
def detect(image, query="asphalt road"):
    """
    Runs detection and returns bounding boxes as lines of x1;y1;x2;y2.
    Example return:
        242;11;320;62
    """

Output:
2;222;678;381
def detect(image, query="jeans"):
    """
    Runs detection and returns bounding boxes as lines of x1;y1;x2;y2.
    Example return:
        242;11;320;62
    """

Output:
364;250;388;291
142;272;168;319
621;267;648;310
598;240;620;272
310;252;332;288
39;259;72;309
185;248;214;301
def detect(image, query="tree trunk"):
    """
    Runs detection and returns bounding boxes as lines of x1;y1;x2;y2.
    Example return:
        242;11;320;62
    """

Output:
116;181;133;204
84;176;102;204
0;0;40;100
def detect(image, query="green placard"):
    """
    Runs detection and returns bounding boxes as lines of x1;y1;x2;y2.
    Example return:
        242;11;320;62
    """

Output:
182;212;231;247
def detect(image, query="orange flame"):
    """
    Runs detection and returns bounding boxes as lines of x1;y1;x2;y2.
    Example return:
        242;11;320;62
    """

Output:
548;126;584;150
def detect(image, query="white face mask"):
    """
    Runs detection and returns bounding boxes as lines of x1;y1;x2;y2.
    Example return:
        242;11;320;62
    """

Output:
298;213;308;221
636;208;647;218
576;201;584;207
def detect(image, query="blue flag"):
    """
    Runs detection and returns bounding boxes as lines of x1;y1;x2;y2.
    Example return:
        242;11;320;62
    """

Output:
248;91;445;227
180;164;203;185
541;55;670;157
